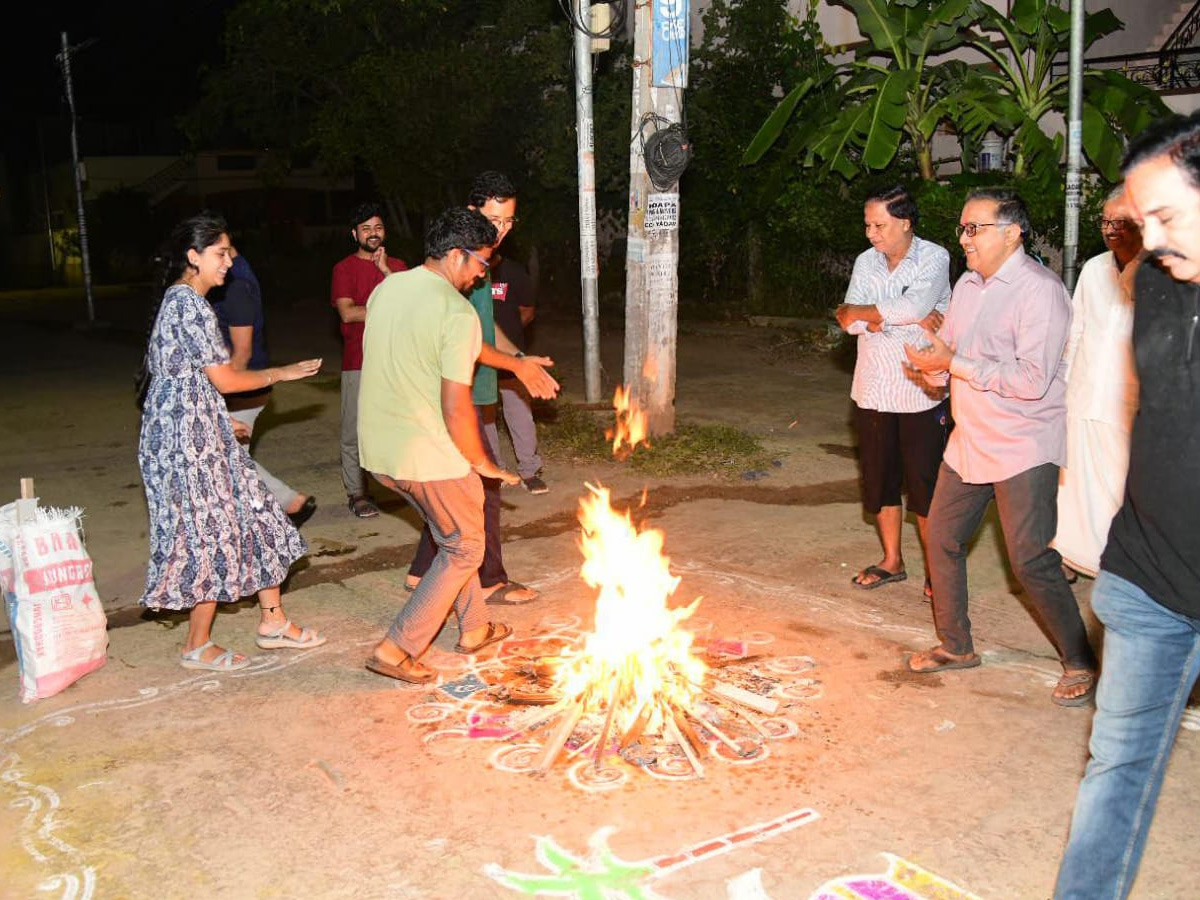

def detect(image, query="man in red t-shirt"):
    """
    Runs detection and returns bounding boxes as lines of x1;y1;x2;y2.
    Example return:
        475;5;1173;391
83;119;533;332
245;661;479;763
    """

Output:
330;201;408;517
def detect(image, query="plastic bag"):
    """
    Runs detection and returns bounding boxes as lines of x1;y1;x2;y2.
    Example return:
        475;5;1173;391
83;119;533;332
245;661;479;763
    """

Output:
0;500;108;703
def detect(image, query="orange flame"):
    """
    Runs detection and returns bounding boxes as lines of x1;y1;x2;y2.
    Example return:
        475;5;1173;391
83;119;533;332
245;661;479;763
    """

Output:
554;483;706;731
607;385;650;458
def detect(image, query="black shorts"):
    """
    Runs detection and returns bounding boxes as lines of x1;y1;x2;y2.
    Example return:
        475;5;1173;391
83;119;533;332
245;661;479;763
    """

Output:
853;401;949;517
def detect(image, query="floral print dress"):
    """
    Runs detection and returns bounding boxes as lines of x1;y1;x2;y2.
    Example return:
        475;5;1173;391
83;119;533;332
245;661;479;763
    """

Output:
138;283;306;610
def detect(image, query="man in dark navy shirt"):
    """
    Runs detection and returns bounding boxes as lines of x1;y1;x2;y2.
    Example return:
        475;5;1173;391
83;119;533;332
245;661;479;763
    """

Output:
1055;113;1200;900
210;246;316;527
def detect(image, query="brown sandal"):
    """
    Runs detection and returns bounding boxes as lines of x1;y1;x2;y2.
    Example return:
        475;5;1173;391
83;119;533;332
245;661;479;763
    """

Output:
907;646;981;673
365;653;435;684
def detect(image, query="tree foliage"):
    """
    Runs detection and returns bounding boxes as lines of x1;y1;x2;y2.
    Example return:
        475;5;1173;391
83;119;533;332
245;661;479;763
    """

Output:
746;0;1168;186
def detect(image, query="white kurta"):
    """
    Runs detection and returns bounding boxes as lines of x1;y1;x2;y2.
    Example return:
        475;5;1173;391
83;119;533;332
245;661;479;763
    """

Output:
1053;251;1141;576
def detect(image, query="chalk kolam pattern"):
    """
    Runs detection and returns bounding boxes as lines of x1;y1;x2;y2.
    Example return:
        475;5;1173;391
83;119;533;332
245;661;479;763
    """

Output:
485;808;820;899
0;646;332;896
400;614;823;790
484;811;985;900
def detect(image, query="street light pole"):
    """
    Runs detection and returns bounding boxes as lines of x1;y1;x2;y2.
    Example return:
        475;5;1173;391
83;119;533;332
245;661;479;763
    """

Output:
573;0;602;403
1062;0;1084;291
58;31;96;325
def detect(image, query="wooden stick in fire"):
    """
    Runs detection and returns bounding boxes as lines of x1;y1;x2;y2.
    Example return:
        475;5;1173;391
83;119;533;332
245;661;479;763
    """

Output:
536;702;586;773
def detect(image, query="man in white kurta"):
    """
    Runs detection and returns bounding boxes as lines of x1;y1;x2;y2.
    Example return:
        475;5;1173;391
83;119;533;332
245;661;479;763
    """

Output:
1054;189;1144;577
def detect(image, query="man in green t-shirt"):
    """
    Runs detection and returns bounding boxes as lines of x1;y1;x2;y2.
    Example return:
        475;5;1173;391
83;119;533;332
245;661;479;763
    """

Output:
405;172;559;606
359;208;522;684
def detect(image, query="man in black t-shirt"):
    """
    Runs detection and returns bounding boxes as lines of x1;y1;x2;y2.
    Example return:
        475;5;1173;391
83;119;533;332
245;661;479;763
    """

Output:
491;254;547;493
1055;113;1200;899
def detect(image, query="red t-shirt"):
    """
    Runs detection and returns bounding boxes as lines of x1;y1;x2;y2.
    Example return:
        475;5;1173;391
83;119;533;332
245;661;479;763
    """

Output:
330;254;408;370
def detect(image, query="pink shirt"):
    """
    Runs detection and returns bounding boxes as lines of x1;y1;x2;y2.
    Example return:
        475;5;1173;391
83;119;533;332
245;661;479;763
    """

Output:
939;247;1071;484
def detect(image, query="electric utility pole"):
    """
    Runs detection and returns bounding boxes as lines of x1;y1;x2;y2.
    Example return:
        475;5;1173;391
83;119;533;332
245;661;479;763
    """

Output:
623;0;689;435
58;31;96;324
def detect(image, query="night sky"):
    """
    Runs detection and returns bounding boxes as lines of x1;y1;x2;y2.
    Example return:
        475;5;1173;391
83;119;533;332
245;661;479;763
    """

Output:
4;0;234;164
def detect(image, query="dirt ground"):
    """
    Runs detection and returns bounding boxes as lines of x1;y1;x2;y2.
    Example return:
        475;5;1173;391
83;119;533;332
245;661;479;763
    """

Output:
1;286;1197;900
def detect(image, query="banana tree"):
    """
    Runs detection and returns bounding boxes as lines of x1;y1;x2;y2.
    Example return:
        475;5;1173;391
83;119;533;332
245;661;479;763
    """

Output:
954;0;1169;182
744;0;987;180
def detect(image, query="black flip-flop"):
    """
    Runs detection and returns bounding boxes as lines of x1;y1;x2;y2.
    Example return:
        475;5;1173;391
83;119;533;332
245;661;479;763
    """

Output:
288;495;317;527
852;565;907;590
908;646;981;673
486;582;540;605
1052;671;1097;707
455;622;513;655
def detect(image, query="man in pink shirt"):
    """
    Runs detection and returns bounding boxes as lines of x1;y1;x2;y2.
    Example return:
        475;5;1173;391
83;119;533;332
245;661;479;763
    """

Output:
330;202;409;518
904;189;1099;707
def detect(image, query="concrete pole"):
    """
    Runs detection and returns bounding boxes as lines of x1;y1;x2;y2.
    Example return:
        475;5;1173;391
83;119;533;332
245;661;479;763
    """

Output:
59;32;96;324
623;0;651;405
1062;0;1085;291
574;0;603;403
622;0;681;435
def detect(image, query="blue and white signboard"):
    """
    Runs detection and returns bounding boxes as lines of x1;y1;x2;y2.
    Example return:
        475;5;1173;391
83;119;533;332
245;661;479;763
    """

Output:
652;0;689;89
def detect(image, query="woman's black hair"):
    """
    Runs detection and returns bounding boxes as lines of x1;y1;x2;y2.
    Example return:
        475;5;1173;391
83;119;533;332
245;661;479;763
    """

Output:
135;212;229;408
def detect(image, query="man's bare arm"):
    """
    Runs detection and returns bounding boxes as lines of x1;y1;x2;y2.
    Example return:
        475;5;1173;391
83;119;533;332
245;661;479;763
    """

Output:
441;379;519;484
334;297;367;324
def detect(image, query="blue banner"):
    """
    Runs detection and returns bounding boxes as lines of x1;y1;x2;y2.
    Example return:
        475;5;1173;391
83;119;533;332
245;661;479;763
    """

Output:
652;0;689;89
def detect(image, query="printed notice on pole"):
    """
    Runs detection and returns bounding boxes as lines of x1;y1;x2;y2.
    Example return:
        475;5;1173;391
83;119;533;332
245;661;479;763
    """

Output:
648;253;676;292
645;193;680;233
652;0;689;88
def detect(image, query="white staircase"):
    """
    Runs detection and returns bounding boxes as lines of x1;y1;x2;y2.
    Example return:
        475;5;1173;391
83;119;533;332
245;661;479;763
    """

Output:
1156;0;1199;51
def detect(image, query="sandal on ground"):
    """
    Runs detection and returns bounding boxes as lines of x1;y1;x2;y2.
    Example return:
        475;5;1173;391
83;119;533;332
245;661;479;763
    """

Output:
403;576;419;593
1053;670;1097;707
180;640;250;671
485;582;540;605
852;565;907;590
365;653;436;684
348;495;380;519
907;646;982;673
455;622;513;655
256;620;327;650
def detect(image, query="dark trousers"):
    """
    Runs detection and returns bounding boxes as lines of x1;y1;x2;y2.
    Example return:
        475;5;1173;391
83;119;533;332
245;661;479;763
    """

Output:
409;406;507;588
926;461;1097;671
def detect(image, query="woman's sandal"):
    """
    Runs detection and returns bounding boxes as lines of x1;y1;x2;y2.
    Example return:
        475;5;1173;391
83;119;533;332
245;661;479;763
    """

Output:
180;640;250;671
256;620;327;650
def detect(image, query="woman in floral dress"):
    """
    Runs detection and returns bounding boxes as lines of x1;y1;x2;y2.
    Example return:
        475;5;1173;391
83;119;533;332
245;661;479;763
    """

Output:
138;212;325;670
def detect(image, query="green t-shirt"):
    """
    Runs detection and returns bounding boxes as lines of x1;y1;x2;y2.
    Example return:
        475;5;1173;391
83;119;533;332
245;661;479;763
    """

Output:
358;267;482;481
467;276;498;406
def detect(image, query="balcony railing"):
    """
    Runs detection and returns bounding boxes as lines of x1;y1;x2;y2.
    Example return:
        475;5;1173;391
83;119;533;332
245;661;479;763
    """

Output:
1050;47;1200;92
1162;0;1200;56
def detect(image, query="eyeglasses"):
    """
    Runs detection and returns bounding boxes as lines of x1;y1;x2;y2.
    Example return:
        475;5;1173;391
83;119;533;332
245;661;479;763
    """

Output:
1100;217;1133;232
486;216;519;229
955;222;1009;238
463;248;491;270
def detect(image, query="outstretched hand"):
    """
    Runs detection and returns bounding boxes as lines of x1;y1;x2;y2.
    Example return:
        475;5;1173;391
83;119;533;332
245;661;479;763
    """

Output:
514;355;560;400
474;459;521;486
279;359;323;382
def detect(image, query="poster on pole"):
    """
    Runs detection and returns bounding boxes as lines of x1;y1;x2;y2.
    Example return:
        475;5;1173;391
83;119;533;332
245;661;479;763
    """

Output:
652;0;689;89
